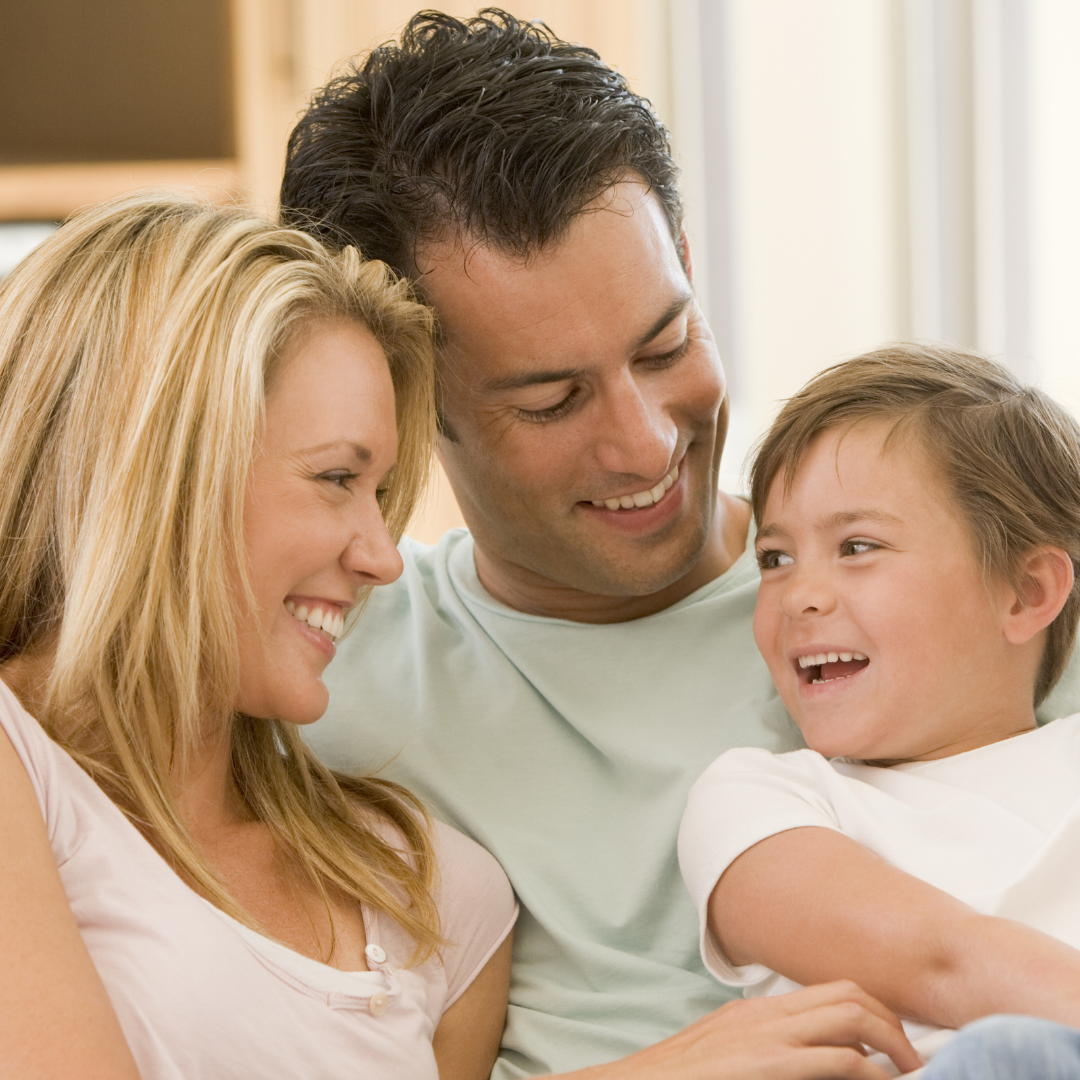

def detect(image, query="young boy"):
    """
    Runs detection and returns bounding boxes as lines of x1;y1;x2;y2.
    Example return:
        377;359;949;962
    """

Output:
679;343;1080;1076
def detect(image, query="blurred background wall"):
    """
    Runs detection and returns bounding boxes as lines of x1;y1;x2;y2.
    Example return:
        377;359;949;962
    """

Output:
2;0;1078;540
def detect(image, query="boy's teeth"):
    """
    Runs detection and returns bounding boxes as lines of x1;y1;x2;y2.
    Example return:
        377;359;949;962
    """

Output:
591;464;679;510
286;602;343;642
798;651;868;668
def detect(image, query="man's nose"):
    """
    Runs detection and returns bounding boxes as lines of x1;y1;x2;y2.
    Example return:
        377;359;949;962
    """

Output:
592;373;678;481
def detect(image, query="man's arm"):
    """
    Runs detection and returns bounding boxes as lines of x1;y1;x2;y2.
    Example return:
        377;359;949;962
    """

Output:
541;981;922;1080
711;826;1080;1033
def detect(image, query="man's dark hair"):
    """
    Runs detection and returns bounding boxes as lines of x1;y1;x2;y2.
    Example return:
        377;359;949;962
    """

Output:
279;8;682;276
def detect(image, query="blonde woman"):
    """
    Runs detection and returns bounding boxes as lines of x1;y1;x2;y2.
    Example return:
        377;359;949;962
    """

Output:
0;193;515;1080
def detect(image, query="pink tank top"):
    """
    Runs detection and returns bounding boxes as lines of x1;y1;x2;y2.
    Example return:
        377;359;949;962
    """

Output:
0;680;516;1079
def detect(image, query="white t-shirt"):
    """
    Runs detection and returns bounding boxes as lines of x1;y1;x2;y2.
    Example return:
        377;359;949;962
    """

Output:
0;678;517;1080
678;714;1080;1046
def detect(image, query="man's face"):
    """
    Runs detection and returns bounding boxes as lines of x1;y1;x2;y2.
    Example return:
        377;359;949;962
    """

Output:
418;182;728;600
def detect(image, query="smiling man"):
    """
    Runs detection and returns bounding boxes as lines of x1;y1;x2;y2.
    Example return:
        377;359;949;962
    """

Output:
278;10;1080;1080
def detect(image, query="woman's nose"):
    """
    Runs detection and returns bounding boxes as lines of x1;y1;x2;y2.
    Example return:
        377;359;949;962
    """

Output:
342;503;404;586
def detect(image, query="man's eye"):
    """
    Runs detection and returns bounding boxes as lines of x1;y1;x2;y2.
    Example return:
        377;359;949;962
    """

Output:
516;387;581;423
641;334;692;369
757;548;794;570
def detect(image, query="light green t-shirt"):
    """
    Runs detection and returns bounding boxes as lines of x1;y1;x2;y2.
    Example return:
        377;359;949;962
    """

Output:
310;526;800;1077
310;527;1080;1078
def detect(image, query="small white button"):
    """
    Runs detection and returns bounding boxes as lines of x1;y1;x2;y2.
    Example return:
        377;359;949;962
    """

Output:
365;943;386;965
368;991;389;1016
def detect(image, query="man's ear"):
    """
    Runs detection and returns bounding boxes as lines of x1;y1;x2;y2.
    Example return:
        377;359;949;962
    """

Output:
679;230;693;281
1003;546;1075;645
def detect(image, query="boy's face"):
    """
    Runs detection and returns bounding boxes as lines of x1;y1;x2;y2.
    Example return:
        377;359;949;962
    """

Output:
753;420;1037;763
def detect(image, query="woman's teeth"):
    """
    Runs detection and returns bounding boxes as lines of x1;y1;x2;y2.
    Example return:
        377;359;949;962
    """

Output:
285;600;344;642
591;464;678;511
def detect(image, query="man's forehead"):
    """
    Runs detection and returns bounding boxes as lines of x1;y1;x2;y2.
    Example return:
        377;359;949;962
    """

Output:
416;184;689;369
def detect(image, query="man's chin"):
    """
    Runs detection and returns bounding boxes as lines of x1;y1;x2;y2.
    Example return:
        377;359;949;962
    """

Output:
544;524;714;599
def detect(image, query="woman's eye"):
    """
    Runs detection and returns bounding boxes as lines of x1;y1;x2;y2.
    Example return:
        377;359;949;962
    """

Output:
757;548;794;570
319;471;357;489
842;539;879;556
516;386;581;423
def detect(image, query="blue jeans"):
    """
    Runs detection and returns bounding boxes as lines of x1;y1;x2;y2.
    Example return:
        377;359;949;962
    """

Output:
924;1016;1080;1080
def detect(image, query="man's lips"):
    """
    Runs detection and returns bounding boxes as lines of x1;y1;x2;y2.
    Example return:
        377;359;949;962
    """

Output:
588;463;680;512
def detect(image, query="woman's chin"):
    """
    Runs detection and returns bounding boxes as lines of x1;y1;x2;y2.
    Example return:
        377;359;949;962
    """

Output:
235;680;330;727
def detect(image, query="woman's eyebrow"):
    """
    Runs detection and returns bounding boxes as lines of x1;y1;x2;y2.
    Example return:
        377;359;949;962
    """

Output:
303;441;373;462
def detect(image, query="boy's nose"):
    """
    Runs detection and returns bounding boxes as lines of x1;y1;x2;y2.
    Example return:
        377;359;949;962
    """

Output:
780;569;837;618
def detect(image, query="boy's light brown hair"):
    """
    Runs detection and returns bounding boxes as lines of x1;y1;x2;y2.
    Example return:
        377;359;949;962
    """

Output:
750;342;1080;705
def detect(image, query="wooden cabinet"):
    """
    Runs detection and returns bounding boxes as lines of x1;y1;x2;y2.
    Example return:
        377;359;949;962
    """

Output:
0;0;661;220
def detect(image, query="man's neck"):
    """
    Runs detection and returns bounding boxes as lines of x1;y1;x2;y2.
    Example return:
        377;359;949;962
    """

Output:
472;491;752;624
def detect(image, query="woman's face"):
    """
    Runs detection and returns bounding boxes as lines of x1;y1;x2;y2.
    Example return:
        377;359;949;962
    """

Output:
235;318;404;724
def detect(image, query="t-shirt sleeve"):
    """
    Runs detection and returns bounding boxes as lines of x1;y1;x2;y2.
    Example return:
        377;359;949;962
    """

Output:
677;746;843;986
0;679;65;842
430;820;518;1010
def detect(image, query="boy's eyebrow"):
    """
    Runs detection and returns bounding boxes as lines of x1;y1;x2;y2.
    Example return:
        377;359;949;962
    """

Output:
756;508;904;542
820;509;905;530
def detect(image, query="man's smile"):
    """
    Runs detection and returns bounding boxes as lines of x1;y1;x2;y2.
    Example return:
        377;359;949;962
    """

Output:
589;463;679;511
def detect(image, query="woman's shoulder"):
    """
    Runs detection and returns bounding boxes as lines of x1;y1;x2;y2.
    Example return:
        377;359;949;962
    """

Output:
428;819;517;1007
429;818;515;915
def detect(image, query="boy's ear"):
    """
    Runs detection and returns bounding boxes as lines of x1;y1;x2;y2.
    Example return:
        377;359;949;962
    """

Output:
1003;546;1075;645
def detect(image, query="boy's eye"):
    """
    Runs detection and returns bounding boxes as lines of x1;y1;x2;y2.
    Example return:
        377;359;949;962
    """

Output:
841;539;879;556
757;548;794;570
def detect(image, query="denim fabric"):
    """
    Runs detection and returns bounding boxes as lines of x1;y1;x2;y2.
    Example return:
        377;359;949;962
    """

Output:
924;1016;1080;1080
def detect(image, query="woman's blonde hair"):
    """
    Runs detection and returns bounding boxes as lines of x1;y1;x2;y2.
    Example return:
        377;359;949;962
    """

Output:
0;191;441;959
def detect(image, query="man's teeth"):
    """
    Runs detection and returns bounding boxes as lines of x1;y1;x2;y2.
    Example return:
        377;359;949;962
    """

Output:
591;464;678;511
284;600;344;642
798;651;867;668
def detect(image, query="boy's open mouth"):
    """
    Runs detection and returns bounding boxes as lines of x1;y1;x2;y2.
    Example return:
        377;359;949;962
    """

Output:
797;651;870;684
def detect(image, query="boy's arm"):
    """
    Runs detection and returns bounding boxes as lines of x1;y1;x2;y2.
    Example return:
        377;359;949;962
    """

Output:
710;825;1080;1031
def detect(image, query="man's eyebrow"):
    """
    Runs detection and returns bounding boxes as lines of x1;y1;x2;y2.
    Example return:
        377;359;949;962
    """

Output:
633;290;694;351
480;292;695;394
482;367;584;393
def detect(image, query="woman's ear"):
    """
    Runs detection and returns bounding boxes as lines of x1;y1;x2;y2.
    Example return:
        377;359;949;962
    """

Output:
1003;546;1076;645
